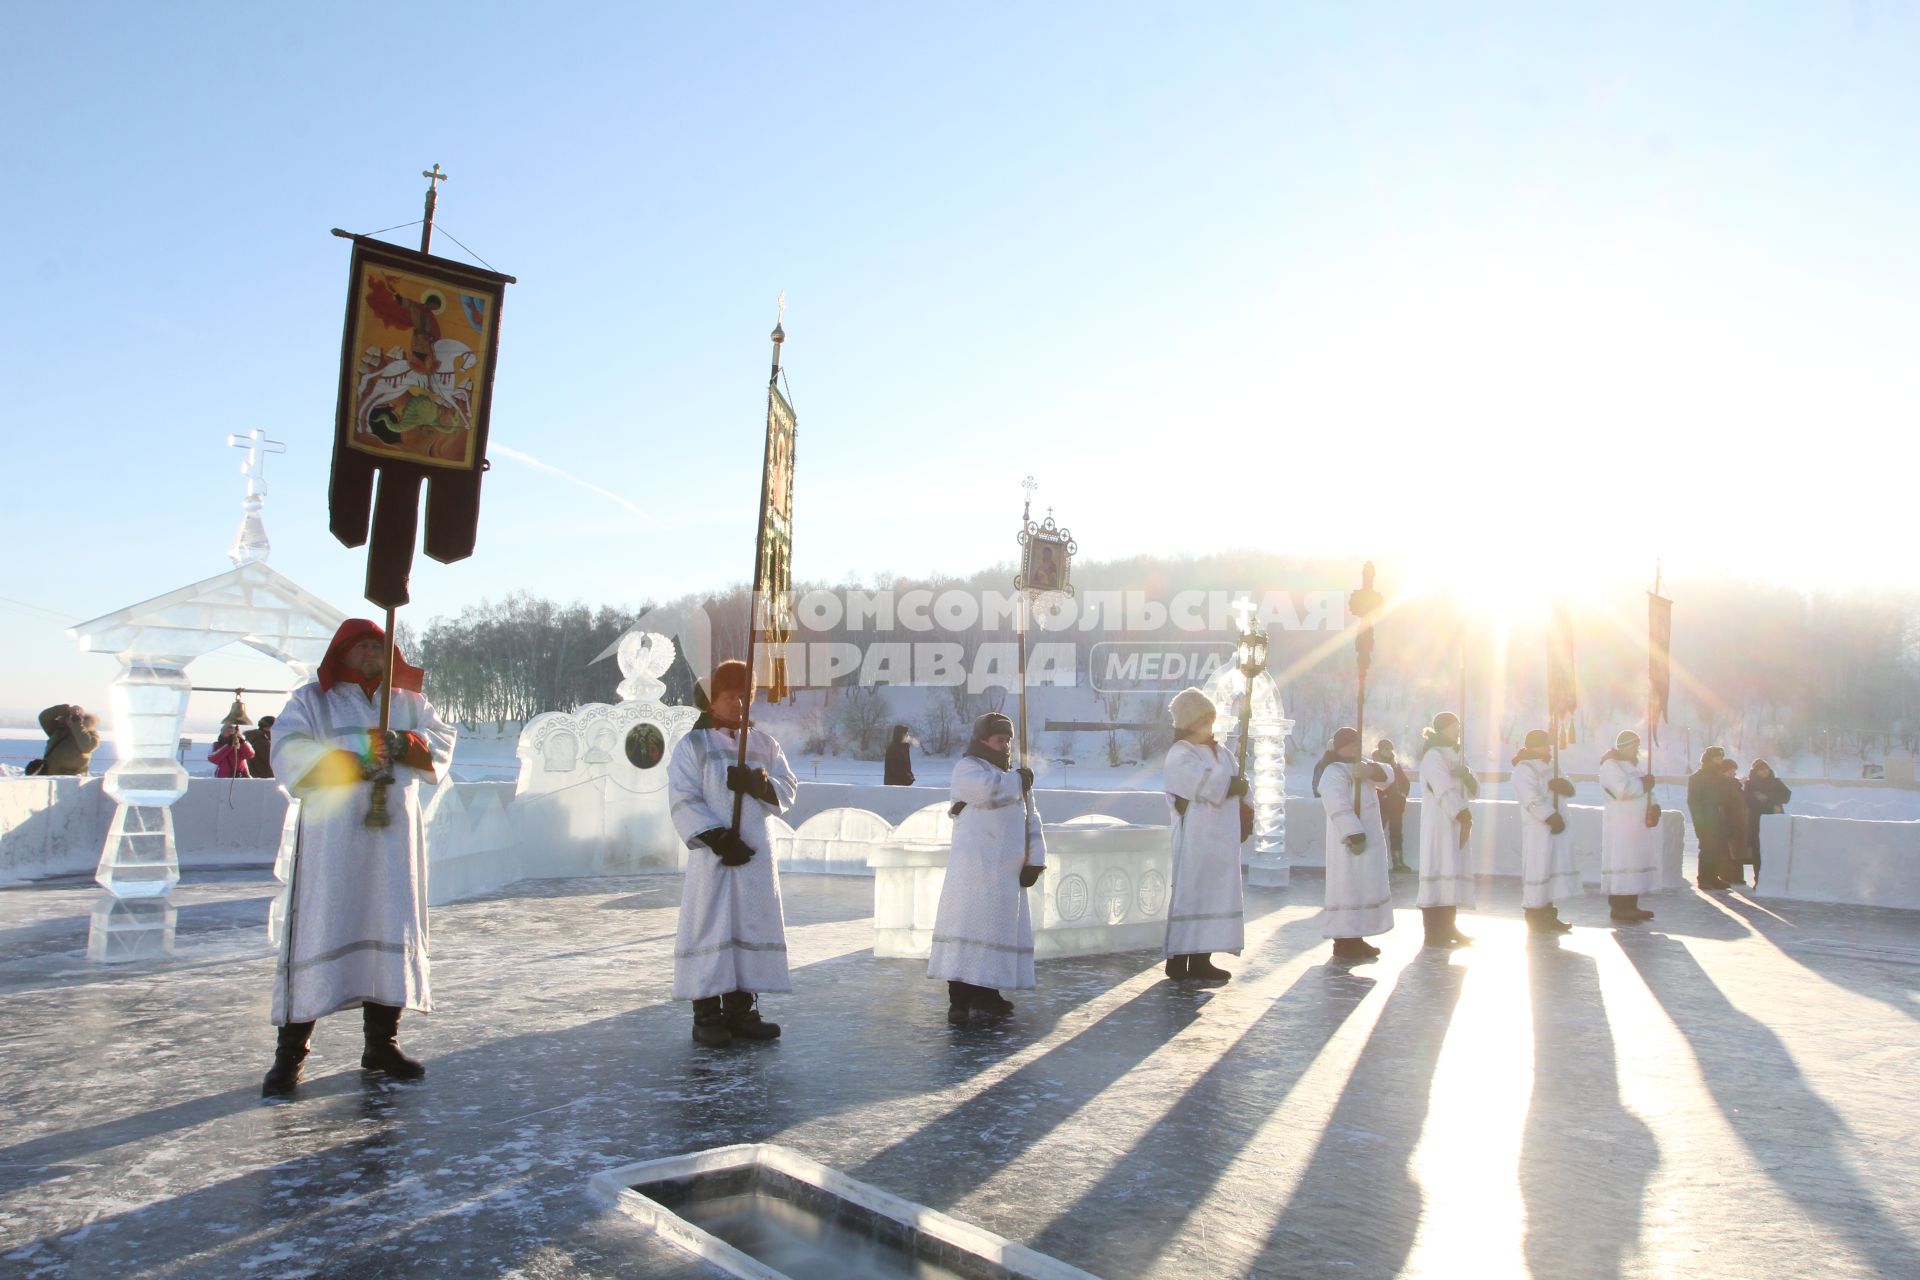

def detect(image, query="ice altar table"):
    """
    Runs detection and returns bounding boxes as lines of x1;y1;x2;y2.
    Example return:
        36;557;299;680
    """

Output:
869;816;1173;959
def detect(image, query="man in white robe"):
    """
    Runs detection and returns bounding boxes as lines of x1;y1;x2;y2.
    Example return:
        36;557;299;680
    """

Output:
1417;711;1477;948
928;712;1046;1023
1513;729;1580;933
668;660;798;1047
1597;730;1659;922
262;618;455;1097
1315;726;1393;960
1162;687;1248;982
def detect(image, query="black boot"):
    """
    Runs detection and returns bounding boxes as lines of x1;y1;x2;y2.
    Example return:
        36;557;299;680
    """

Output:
692;996;732;1046
1446;907;1474;947
1331;938;1374;961
1628;895;1654;921
261;1021;314;1097
1544;905;1574;933
946;980;972;1025
1190;954;1231;982
1524;907;1552;934
722;990;781;1041
1422;907;1450;947
971;985;1015;1017
1608;894;1643;923
361;1003;425;1080
1164;954;1190;982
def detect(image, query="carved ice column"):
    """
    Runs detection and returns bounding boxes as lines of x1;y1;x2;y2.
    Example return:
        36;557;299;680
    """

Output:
97;658;194;897
1206;664;1293;888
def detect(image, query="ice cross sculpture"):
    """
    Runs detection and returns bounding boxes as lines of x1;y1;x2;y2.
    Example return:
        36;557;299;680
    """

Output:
227;429;287;567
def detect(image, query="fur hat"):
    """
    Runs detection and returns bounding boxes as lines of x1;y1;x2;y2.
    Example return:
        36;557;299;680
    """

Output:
705;659;750;702
1523;729;1551;751
1330;726;1360;754
1168;687;1216;732
1615;729;1640;749
970;712;1014;743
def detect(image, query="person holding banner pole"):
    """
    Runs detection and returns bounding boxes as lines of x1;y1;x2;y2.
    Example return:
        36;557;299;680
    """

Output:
1317;727;1393;960
1416;711;1477;947
1162;687;1248;982
668;660;797;1048
1597;730;1659;921
1513;728;1579;933
930;712;1045;1023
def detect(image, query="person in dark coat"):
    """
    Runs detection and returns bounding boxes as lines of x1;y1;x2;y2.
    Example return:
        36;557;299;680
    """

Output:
1741;759;1791;882
1715;757;1750;888
1372;740;1413;875
243;715;276;779
883;724;915;786
1686;746;1730;890
34;704;100;776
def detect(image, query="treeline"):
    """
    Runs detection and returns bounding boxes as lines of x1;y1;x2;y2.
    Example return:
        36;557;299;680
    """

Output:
404;553;1920;761
401;594;692;725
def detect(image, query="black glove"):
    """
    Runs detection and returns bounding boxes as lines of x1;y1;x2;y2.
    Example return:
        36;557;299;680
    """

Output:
1548;777;1575;798
1641;773;1657;791
695;828;755;867
1343;833;1367;854
1546;813;1567;835
1225;776;1250;798
1018;864;1043;888
1359;762;1389;783
1017;766;1034;793
727;765;779;805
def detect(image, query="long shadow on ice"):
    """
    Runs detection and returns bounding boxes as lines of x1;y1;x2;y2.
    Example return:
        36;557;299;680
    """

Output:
1026;957;1384;1276
1254;953;1467;1277
1615;930;1920;1277
1521;940;1659;1280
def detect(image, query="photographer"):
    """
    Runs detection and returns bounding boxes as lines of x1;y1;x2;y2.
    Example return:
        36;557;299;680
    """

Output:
208;722;256;778
32;704;100;777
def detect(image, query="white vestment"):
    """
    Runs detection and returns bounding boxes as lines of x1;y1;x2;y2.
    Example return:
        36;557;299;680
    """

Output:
271;681;455;1026
1513;757;1582;907
1417;744;1476;908
1163;739;1245;957
1320;761;1394;939
668;724;798;1001
1597;755;1661;895
928;757;1047;990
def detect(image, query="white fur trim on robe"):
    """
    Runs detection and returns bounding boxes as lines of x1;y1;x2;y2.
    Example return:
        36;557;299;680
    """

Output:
1597;757;1661;896
1417;745;1476;908
270;681;455;1026
1162;739;1245;956
1320;761;1394;939
928;757;1047;990
668;725;798;1001
1513;758;1582;908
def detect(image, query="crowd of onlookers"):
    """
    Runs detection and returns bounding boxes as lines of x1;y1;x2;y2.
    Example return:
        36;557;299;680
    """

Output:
21;705;277;779
1686;747;1791;890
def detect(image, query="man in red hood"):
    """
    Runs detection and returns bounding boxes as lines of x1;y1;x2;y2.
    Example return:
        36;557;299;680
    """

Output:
260;618;454;1097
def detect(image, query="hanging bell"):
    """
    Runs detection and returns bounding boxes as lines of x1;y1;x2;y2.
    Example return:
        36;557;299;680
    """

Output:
221;691;252;727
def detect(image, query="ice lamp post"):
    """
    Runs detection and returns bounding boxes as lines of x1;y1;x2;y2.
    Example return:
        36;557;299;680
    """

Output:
1207;603;1292;887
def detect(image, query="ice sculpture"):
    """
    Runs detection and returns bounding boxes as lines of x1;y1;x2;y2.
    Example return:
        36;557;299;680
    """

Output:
1204;662;1294;887
513;630;701;873
68;434;346;902
87;893;177;963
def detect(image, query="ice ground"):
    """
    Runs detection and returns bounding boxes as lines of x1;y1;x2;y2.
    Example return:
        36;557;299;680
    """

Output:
0;868;1915;1279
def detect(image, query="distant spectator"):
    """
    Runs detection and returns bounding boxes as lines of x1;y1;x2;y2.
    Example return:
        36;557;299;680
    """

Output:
883;724;916;786
1686;745;1731;890
31;704;100;777
1372;740;1412;875
208;723;256;778
1715;758;1750;888
244;715;276;779
1741;759;1791;882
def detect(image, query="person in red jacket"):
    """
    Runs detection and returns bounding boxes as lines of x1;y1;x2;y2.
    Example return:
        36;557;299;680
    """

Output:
208;723;256;778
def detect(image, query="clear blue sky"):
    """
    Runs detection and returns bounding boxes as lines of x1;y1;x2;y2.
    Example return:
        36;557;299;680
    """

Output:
3;3;1916;725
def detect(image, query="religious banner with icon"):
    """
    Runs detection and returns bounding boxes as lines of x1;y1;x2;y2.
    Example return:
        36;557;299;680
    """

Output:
753;371;798;701
1016;510;1077;597
328;231;515;607
1647;588;1673;744
1547;599;1578;746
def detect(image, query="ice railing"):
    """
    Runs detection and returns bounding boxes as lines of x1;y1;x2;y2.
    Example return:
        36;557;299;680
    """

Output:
765;803;1154;876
